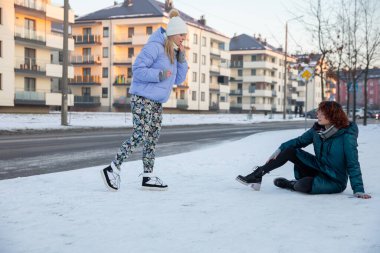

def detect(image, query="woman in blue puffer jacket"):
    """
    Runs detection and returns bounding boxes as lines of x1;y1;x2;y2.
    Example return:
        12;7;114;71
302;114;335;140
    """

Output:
101;9;188;191
236;101;371;199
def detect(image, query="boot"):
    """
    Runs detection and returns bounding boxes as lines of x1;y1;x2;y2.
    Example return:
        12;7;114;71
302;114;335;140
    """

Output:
236;166;264;191
273;177;297;191
141;173;168;191
100;163;121;191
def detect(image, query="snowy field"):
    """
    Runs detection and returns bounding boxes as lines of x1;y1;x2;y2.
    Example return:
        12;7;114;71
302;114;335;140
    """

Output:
0;111;303;131
0;124;379;253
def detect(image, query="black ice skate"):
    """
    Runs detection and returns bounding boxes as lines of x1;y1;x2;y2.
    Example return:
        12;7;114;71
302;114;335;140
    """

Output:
100;163;120;191
236;167;263;191
141;173;168;191
273;177;296;191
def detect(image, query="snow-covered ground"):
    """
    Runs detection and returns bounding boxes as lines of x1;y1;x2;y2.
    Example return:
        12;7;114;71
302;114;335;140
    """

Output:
0;124;379;253
0;111;303;131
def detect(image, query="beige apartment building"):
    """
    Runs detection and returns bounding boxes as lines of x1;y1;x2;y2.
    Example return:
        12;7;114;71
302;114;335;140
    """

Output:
71;0;230;112
0;0;75;113
229;34;299;114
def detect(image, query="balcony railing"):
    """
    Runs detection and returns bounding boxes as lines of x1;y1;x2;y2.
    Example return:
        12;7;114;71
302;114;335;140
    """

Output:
177;99;188;109
230;89;243;95
14;91;45;105
114;75;132;85
70;55;101;65
15;26;46;43
15;0;46;12
14;57;47;75
74;96;101;105
73;34;101;44
69;75;101;85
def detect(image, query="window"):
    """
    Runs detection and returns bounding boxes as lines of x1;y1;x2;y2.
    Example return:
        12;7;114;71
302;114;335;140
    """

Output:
146;26;153;35
128;27;134;38
102;67;108;78
251;69;256;76
193;34;198;44
250;83;256;93
180;90;185;99
0;8;2;25
251;55;257;61
103;27;109;37
237;97;242;104
24;77;36;91
193;53;197;63
102;87;108;98
82;87;91;96
0;41;2;57
82;48;91;57
238;69;242;76
128;47;134;58
127;67;132;78
202;36;206;46
192;72;197;82
103;47;108;58
202;55;206;65
201;73;205;83
24;48;36;69
220;96;226;102
83;68;91;76
83;28;91;36
192;91;197;101
0;73;2;90
201;92;205;101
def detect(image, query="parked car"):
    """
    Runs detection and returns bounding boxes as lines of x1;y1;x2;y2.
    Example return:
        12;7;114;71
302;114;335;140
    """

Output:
301;108;317;119
368;110;380;120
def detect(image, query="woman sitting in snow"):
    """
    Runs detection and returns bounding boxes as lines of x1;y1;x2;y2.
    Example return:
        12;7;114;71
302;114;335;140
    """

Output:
236;101;371;199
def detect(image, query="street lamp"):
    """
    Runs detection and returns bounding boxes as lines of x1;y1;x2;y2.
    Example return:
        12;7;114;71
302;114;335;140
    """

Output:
283;15;303;120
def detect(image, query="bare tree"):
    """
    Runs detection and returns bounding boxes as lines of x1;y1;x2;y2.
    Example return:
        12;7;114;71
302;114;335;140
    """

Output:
360;0;380;125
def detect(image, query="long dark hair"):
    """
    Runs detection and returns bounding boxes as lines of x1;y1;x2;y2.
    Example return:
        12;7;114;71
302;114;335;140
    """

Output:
318;101;349;129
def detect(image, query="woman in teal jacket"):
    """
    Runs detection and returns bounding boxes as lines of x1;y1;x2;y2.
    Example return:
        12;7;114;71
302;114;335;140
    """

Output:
236;101;371;199
101;9;188;191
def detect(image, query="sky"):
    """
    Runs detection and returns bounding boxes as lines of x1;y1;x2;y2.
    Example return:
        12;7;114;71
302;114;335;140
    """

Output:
52;0;314;54
0;118;379;252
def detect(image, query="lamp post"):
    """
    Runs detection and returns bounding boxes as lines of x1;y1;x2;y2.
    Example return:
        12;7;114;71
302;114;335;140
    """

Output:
283;16;303;119
61;0;70;126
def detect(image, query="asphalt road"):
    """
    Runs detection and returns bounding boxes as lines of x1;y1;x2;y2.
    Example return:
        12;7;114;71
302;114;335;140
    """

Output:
0;120;325;180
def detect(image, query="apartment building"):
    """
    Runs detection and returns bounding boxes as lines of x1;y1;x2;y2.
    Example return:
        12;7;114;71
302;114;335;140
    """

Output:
229;34;299;113
71;0;230;112
0;0;75;113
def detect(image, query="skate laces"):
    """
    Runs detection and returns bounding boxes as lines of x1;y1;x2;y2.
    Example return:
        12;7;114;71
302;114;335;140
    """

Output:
109;170;121;188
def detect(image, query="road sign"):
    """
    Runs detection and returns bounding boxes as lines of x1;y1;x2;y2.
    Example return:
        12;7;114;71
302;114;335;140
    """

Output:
299;68;313;81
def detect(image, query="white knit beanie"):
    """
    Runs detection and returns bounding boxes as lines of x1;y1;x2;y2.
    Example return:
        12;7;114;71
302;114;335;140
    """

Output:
166;9;188;36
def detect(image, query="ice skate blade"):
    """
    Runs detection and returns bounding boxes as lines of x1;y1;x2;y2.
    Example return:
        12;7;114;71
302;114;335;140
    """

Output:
249;183;261;191
100;170;118;192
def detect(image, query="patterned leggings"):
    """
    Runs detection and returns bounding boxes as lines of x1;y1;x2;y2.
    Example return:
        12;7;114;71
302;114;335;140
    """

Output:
113;95;163;173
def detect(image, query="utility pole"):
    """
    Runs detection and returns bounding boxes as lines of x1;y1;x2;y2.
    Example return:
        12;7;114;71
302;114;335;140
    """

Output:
283;22;288;120
283;16;303;120
61;0;69;126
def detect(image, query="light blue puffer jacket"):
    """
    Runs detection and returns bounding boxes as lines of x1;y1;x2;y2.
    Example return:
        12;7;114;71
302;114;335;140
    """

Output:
129;27;188;103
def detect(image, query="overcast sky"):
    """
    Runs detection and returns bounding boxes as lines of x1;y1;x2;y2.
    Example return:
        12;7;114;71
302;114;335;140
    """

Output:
53;0;315;54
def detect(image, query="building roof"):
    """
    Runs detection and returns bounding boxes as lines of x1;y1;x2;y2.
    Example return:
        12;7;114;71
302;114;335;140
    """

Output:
75;0;228;38
229;34;281;52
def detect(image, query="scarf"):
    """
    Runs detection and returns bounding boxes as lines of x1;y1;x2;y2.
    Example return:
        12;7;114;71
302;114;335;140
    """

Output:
318;125;339;140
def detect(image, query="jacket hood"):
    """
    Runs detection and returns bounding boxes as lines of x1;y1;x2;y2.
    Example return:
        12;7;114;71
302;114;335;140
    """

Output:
147;27;166;45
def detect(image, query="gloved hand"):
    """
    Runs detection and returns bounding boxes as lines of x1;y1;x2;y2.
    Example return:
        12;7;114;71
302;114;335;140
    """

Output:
159;70;172;81
266;149;281;163
354;192;371;199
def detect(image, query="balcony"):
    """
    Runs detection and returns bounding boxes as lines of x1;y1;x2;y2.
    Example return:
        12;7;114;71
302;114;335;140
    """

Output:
113;96;131;108
70;55;101;65
230;90;243;95
45;63;74;78
243;61;278;70
46;93;74;106
14;0;46;13
177;99;188;110
114;34;133;45
46;3;75;23
113;75;132;86
46;33;74;51
132;34;149;45
73;34;101;45
113;56;134;66
14;26;46;45
14;57;46;76
209;102;219;111
74;96;101;107
254;89;273;97
230;61;243;68
69;75;101;85
14;91;45;105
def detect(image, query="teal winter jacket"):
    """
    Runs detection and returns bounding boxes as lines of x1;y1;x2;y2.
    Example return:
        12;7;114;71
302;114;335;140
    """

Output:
279;122;365;194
